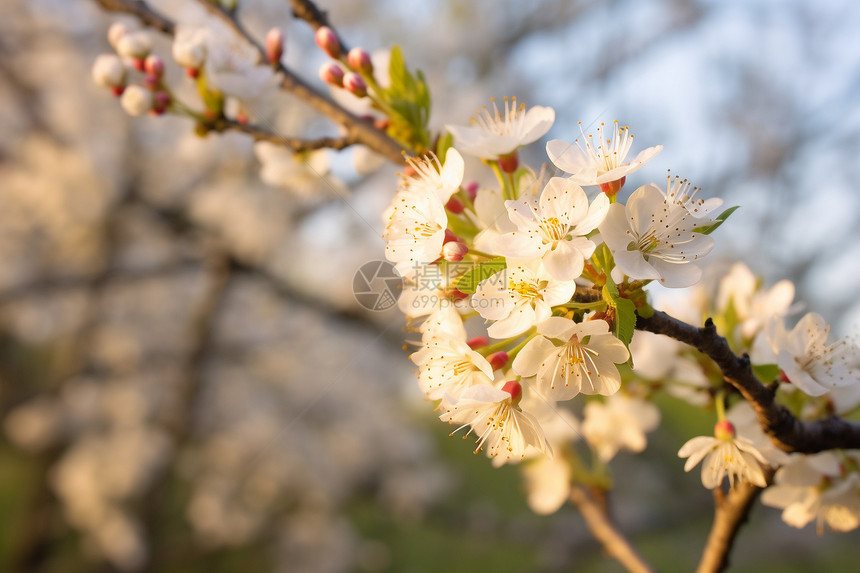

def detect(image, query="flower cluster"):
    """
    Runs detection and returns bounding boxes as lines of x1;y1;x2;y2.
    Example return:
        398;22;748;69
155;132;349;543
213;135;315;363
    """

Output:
384;104;719;473
384;102;860;530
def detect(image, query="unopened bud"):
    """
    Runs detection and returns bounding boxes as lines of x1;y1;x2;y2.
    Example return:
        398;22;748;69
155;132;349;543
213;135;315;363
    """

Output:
343;72;367;97
314;26;340;59
467;336;489;350
374;117;391;131
442;241;468;262
151;91;171;115
236;111;249;125
488;351;509;371
449;288;469;301
143;74;159;90
714;420;736;441
498;151;519;174
108;22;134;49
465;181;479;202
92;54;126;88
185;67;200;79
116;31;151;60
501;380;522;402
443;229;461;244
445;196;464;214
318;63;344;87
599;177;626;196
120;85;153;117
347;47;373;74
143;54;164;77
265;28;284;65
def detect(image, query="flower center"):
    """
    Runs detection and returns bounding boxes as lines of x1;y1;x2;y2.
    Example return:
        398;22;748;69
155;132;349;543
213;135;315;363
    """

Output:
540;216;568;242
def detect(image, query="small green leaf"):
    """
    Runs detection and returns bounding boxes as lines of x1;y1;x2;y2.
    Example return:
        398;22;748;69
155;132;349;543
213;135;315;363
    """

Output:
456;257;507;294
692;206;740;235
445;214;478;241
436;131;454;163
752;363;780;382
602;275;637;348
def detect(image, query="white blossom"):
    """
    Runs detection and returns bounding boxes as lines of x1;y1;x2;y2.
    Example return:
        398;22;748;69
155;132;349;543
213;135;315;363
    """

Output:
472;259;576;339
446;97;555;159
546;121;661;186
92;54;126;88
495;177;609;281
120;85;153;117
582;394;659;461
678;422;769;489
716;262;796;341
761;452;860;533
513;317;629;400
599;183;714;287
440;383;550;464
752;312;860;397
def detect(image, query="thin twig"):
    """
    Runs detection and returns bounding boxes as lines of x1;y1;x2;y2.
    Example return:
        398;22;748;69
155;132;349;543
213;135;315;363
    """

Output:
209;117;357;151
92;0;407;164
569;485;654;573
695;471;772;573
636;310;860;453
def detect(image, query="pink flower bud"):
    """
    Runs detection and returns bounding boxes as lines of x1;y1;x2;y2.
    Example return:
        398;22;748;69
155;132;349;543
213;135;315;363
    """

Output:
445;196;464;214
110;86;125;97
714;420;736;441
265;28;284;64
185;67;200;79
318;63;344;87
343;72;367;97
498;151;519;174
151;91;171;115
143;74;159;90
465;181;479;202
442;241;468;262
599;177;626;196
449;288;469;301
467;336;489;350
347;47;373;73
314;26;340;59
143;54;164;77
501;380;522;402
443;229;461;244
488;351;509;371
374;117;391;131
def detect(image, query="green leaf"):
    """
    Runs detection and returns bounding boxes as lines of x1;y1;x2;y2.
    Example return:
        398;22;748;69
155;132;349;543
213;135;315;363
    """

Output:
602;275;637;348
456;257;507;294
752;363;780;382
436;131;454;163
692;206;740;235
445;214;478;242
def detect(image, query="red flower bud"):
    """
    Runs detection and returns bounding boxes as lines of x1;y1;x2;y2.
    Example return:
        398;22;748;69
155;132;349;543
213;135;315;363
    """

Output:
489;351;509;371
502;380;522;402
318;63;345;87
467;336;489;350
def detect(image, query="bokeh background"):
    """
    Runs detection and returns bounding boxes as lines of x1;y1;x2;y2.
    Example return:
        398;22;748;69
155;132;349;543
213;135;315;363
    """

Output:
2;0;860;571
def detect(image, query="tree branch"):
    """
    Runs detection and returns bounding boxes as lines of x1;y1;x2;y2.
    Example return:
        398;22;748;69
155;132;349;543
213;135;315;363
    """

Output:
91;0;407;164
636;310;860;453
208;117;356;151
695;471;772;573
569;485;654;573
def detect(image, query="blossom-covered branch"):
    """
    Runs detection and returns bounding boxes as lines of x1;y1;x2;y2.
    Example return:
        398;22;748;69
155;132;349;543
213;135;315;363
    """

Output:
637;311;860;453
92;0;408;163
